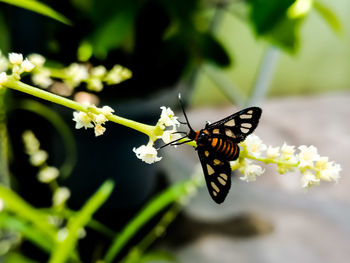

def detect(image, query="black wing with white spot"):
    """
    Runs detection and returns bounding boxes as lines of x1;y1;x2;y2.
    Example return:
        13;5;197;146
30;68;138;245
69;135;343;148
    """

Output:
206;107;262;143
197;147;232;204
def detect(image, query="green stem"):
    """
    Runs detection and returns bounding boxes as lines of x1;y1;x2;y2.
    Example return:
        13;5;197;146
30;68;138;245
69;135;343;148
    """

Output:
5;78;156;137
6;78;86;111
246;153;299;167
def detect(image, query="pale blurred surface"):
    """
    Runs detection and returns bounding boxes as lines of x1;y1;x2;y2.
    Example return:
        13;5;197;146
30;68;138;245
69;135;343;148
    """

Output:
161;92;350;263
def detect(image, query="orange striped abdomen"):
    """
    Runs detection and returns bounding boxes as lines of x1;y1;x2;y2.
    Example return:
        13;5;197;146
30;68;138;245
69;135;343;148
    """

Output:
210;138;239;160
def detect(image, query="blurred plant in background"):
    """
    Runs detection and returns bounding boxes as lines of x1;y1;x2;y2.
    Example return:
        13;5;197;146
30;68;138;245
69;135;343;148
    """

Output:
0;0;342;262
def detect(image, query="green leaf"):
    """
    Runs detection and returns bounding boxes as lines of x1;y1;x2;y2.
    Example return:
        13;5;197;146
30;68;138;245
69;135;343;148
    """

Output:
0;213;55;253
48;180;114;263
5;252;39;263
313;1;341;34
0;11;10;52
0;185;57;240
266;16;303;53
249;0;296;34
0;0;71;25
248;0;306;52
198;33;231;67
104;177;203;263
89;4;136;59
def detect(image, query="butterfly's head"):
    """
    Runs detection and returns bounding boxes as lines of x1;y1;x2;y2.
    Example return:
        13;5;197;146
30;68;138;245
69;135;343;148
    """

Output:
187;129;198;140
196;130;211;146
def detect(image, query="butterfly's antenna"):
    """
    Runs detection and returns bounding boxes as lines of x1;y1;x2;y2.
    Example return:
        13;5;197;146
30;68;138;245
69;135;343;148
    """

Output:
168;139;193;146
178;93;194;131
172;131;187;134
157;135;188;150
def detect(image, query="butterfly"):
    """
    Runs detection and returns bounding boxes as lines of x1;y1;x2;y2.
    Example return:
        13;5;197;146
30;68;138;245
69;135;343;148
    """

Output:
161;98;262;204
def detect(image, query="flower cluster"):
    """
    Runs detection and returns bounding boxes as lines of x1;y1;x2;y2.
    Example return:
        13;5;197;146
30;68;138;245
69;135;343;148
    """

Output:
236;134;341;188
133;106;181;164
22;130;70;207
36;61;132;91
72;105;114;137
0;52;35;87
0;50;132;92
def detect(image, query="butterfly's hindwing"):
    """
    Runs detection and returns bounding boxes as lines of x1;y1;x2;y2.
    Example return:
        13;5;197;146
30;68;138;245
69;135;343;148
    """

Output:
207;107;262;143
198;147;232;204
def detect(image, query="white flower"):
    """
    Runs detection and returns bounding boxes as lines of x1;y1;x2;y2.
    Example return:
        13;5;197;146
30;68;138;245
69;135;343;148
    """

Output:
37;166;59;183
318;161;341;182
243;134;267;158
32;69;53;89
281;142;295;160
133;144;162;164
100;105;114;116
161;130;182;144
22;130;40;155
53;187;71;207
0;72;8;86
301;170;320;188
47;215;64;226
78;228;86;239
91;65;106;77
266;146;280;159
298;145;320;168
9;53;23;64
73;111;94;129
94;124;106;136
28;54;46;67
29;150;48;166
104;65;132;84
239;159;264;182
57;228;68;242
88;78;103;92
65;63;88;87
93;114;107;124
21;59;35;72
158;106;180;130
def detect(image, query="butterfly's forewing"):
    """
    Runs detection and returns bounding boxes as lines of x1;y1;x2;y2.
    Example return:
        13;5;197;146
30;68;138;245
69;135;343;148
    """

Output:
207;107;262;143
198;147;232;204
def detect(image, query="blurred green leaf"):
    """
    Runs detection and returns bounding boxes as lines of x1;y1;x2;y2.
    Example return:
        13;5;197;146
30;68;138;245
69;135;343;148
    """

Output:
266;16;303;53
314;1;341;34
0;11;10;52
198;33;230;67
89;3;136;59
0;0;71;25
0;185;57;240
77;41;93;62
49;180;114;263
5;252;39;263
0;213;54;253
104;176;203;263
249;0;296;34
248;0;308;52
0;89;10;186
